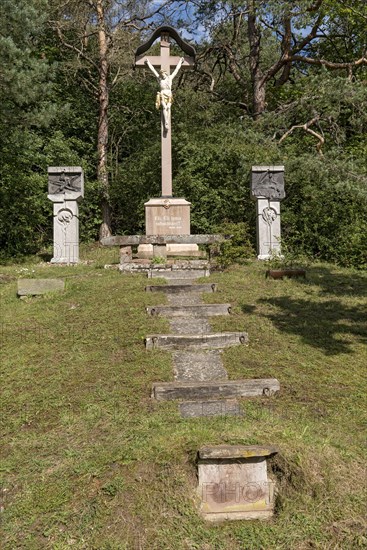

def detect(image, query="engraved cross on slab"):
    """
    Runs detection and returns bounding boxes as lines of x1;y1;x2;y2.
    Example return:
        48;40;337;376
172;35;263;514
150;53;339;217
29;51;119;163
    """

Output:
135;26;196;197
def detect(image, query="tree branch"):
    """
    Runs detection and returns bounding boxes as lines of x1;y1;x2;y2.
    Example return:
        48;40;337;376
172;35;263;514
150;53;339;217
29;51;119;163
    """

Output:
290;54;367;70
279;115;325;155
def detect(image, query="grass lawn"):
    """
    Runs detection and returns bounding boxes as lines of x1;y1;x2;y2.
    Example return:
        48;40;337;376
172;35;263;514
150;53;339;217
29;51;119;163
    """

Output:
1;246;366;549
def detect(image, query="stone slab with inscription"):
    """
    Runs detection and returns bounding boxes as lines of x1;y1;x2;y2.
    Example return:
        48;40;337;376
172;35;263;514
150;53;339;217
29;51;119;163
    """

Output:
143;197;198;257
197;445;278;521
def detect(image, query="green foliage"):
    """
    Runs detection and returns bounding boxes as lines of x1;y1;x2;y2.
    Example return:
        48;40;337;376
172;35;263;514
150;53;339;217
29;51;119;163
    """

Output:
212;221;254;267
282;154;367;269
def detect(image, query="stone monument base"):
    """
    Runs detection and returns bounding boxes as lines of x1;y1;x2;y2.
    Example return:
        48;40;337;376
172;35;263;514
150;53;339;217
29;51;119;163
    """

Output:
255;198;282;260
138;197;199;258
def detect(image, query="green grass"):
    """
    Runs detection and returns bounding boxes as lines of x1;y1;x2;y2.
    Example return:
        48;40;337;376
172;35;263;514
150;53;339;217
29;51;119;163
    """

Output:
1;249;366;549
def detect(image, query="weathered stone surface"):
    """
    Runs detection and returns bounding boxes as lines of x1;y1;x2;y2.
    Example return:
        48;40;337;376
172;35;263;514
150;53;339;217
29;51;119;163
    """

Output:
168;318;212;334
146;304;231;317
173;350;227;382
17;279;65;296
167;292;203;306
120;246;133;263
180;399;241;418
101;234;229;246
255;198;282;260
152;378;280;401
145;283;217;293
198;448;277;521
148;269;209;279
199;445;278;459
251;166;285;200
145;332;248;350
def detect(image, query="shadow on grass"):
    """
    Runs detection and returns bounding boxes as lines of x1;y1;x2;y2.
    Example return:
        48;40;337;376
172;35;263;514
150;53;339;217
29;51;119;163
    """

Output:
296;265;367;298
255;266;367;355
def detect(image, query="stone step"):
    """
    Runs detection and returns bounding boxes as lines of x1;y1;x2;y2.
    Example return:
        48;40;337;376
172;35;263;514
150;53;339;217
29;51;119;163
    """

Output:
145;283;218;293
148;269;209;279
179;399;242;418
146;304;231;317
145;332;248;350
152;378;280;401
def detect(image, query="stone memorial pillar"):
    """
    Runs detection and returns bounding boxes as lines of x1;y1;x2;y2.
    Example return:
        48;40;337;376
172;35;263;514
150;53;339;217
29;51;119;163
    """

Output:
251;166;285;260
135;26;199;258
48;166;84;264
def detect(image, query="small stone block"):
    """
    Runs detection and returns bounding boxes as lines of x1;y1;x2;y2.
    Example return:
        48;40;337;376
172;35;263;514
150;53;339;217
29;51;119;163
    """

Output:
180;399;242;418
197;444;278;522
120;246;133;263
17;279;65;296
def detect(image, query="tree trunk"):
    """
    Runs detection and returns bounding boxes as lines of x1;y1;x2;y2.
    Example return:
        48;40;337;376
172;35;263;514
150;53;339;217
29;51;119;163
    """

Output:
96;0;112;239
247;2;266;118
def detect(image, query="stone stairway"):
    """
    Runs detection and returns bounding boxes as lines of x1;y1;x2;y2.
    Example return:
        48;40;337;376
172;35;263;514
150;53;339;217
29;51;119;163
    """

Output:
145;269;279;418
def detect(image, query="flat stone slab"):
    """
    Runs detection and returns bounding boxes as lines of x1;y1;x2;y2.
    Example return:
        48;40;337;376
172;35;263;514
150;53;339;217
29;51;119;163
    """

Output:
152;378;280;401
102;234;229;246
146;304;231;317
145;283;217;293
180;399;241;418
197;443;278;521
145;332;248;350
17;279;65;296
199;445;278;459
173;350;227;382
148;269;209;279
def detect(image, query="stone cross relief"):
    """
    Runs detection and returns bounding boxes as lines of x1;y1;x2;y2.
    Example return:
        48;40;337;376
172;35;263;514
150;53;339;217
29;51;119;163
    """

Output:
135;27;196;197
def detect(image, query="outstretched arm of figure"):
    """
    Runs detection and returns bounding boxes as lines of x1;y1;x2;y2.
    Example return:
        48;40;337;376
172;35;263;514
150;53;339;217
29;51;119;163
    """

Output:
144;59;160;79
170;57;185;80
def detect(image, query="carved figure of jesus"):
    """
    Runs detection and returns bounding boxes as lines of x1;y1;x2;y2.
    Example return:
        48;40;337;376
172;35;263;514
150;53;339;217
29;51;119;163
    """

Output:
145;57;185;131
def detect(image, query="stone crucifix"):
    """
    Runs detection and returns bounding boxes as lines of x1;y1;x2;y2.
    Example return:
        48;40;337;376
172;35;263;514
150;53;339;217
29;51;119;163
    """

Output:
135;27;196;197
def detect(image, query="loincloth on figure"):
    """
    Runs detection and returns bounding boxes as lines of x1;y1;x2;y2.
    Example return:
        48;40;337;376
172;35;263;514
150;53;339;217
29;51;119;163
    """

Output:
156;91;173;110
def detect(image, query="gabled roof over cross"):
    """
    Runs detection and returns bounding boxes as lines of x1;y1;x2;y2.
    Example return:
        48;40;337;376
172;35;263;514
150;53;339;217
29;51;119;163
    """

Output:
135;26;196;72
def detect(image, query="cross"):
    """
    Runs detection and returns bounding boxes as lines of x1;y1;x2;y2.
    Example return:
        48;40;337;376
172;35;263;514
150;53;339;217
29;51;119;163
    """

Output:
135;27;195;197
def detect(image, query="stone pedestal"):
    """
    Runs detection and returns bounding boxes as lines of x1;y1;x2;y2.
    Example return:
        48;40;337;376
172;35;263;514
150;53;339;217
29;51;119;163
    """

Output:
255;198;281;260
251;166;285;261
138;197;199;258
197;445;278;522
48;167;84;264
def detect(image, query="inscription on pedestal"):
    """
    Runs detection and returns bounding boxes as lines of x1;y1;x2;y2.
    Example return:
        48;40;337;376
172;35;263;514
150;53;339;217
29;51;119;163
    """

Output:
197;445;278;522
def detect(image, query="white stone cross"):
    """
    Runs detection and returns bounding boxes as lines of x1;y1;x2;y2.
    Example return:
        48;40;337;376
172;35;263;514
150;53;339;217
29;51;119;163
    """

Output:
135;27;195;197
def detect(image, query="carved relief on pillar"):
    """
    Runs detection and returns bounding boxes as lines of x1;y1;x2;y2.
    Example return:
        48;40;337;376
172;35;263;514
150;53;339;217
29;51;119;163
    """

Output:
262;207;277;225
57;208;74;227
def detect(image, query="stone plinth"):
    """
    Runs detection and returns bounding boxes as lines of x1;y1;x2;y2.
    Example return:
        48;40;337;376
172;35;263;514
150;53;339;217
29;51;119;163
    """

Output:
197;445;278;522
251;166;285;261
140;197;199;257
48;166;84;264
255;198;281;260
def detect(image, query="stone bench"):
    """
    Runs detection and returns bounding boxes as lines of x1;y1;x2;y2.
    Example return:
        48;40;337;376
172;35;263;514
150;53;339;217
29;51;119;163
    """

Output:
100;234;231;260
